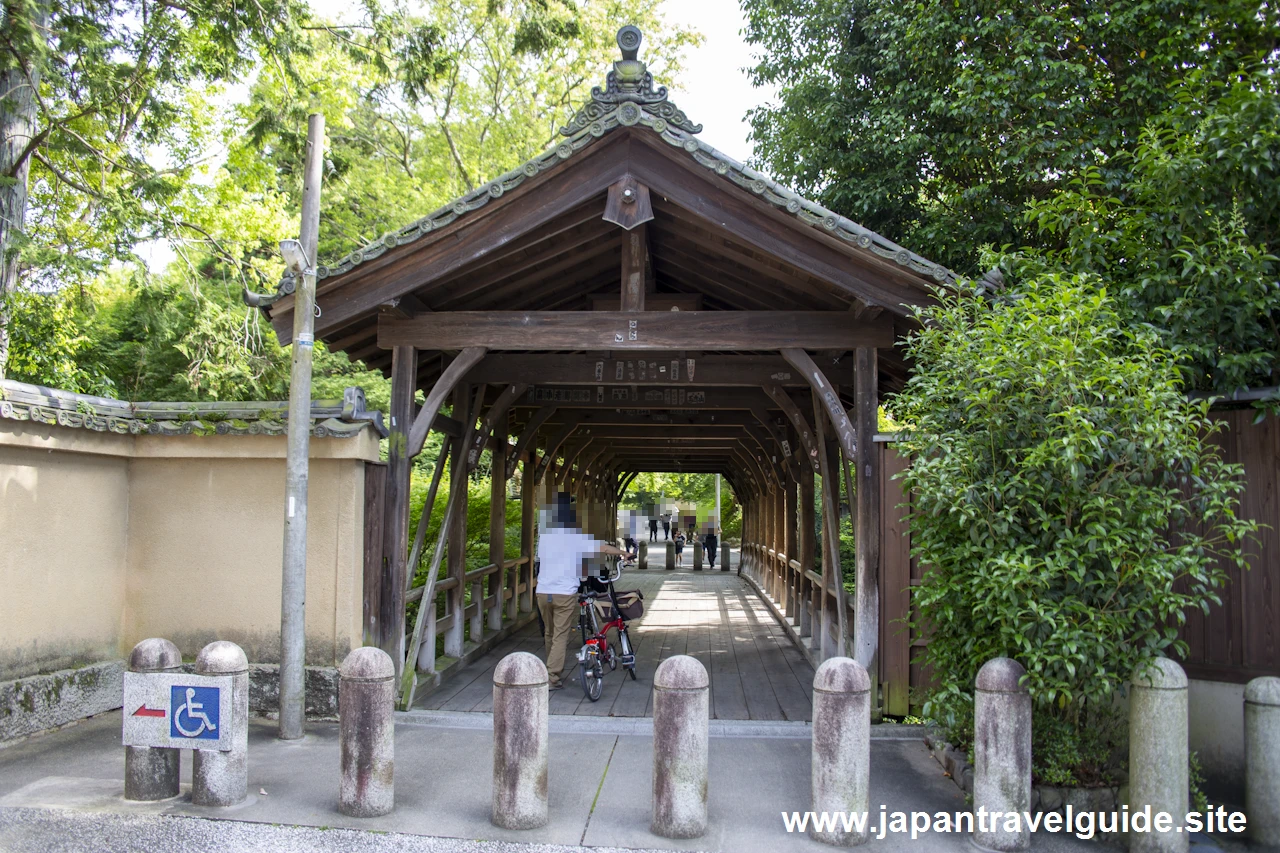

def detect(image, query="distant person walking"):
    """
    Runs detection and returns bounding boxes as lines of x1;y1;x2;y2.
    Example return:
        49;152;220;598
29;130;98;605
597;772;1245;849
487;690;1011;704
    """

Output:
649;517;658;542
661;517;670;540
704;529;718;569
673;530;686;567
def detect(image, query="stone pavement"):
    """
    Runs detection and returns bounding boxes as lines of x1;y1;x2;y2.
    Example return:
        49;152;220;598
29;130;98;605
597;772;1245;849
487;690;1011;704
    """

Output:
0;710;1130;853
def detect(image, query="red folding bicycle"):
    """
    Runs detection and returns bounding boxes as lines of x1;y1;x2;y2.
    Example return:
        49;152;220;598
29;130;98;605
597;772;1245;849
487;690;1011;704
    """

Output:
575;557;643;701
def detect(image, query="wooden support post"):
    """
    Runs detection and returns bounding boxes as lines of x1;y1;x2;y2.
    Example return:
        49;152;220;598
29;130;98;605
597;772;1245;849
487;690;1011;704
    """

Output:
444;386;475;658
771;485;782;602
491;428;507;630
784;468;798;621
381;345;417;672
813;393;847;660
520;457;535;613
798;461;816;639
621;223;646;311
854;347;881;674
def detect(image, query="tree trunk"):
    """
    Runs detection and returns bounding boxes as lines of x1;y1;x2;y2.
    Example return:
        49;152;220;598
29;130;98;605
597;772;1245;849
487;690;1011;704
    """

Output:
0;1;48;378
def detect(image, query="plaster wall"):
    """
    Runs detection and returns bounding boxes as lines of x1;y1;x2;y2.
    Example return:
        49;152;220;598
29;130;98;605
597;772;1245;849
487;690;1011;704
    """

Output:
0;419;377;683
124;450;366;665
0;424;130;680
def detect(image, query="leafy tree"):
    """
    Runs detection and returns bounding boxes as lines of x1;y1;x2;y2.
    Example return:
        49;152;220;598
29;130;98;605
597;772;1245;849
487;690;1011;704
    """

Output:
5;1;696;406
890;276;1254;784
1011;66;1280;398
240;0;698;262
0;0;301;376
741;0;1280;275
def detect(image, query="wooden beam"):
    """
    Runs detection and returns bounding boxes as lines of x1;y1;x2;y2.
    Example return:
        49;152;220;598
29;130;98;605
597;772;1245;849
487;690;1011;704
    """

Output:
466;353;818;387
407;346;487;457
515;385;777;411
853;347;880;671
379;311;894;352
380;345;416;672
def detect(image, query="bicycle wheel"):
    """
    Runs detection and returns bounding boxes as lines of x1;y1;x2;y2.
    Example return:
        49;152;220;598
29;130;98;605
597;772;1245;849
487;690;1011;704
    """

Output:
581;659;604;701
607;641;618;671
626;664;637;681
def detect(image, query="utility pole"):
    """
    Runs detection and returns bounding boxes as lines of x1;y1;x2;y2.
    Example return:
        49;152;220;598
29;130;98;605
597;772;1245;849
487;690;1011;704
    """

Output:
278;113;324;740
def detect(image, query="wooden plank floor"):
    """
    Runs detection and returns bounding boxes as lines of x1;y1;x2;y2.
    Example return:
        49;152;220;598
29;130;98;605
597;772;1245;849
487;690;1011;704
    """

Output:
413;564;815;721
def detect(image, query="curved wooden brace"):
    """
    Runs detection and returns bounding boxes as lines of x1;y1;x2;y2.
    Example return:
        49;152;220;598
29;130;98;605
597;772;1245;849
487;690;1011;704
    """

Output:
736;430;779;492
615;470;639;502
750;404;802;479
782;348;856;463
466;383;528;471
577;444;610;490
556;437;594;486
763;384;820;471
743;421;785;488
536;416;583;484
408;346;487;457
505;405;556;479
731;444;768;496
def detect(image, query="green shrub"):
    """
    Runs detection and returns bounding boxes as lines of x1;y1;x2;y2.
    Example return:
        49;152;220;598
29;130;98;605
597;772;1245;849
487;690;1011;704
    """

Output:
891;275;1254;785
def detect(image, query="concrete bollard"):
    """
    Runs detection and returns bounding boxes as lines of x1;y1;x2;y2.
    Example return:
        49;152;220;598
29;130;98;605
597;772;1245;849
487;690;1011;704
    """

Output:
693;540;704;571
811;657;870;846
639;540;649;570
125;638;183;801
721;543;731;571
664;539;675;571
651;655;709;839
973;657;1031;852
492;652;549;829
1128;657;1188;853
339;647;395;818
1245;676;1280;848
192;640;249;807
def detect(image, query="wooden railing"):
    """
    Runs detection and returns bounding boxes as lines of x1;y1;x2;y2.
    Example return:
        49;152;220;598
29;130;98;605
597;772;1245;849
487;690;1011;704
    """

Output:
407;555;533;677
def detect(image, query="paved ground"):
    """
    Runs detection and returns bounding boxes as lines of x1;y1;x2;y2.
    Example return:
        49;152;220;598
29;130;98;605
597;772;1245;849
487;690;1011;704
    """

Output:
0;711;1118;853
418;562;815;722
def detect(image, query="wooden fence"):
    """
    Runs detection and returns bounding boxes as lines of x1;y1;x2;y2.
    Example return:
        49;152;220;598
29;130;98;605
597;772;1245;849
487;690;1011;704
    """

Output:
877;410;1280;713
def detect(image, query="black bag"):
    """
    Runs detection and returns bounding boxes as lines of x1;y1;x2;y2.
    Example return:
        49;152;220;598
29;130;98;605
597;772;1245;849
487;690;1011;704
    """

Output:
593;589;644;622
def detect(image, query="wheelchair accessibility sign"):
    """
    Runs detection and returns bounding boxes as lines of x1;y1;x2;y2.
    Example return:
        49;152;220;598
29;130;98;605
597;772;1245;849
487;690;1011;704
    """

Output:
122;672;234;751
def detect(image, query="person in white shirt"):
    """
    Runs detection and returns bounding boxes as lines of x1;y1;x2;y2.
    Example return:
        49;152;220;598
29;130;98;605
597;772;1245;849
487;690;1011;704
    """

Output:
537;493;630;689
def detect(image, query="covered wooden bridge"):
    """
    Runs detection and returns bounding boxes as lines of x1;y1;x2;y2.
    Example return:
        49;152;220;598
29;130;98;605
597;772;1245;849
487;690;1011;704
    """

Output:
262;27;950;712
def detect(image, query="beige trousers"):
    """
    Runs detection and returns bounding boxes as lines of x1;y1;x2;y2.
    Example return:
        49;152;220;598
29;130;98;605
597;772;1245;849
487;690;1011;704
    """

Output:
539;592;579;686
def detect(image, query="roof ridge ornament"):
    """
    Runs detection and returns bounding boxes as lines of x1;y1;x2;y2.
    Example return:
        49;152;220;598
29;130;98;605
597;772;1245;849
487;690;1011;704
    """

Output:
560;26;702;137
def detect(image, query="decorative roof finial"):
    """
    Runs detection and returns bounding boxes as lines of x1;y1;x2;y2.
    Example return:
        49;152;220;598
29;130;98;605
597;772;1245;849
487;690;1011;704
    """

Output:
559;26;702;137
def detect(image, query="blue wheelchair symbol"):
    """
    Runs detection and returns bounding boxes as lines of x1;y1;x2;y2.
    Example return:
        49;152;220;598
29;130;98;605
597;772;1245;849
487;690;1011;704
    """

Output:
170;685;220;740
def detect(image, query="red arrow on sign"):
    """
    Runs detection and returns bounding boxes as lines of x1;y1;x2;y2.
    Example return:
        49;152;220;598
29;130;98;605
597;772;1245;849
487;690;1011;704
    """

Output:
132;705;165;718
